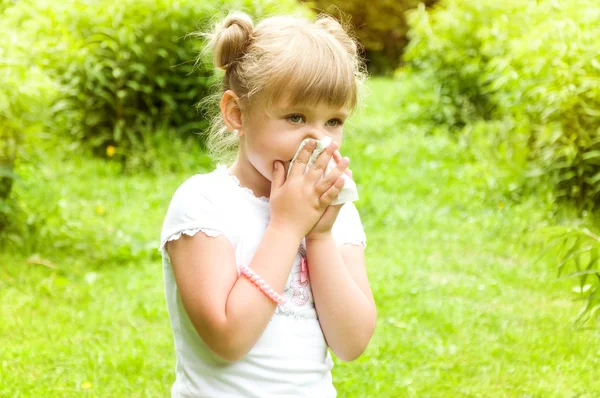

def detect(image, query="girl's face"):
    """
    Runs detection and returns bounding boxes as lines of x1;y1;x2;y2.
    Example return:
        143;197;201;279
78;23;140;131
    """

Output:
243;95;349;180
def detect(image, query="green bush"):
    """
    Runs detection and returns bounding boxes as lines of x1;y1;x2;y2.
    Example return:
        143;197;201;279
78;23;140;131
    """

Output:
1;0;310;171
0;0;311;252
399;0;600;210
536;224;600;328
300;0;437;75
0;121;18;233
0;0;15;229
0;26;58;238
0;0;14;13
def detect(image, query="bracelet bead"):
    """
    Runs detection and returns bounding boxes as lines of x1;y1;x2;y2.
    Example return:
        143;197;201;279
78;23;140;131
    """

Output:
239;265;287;305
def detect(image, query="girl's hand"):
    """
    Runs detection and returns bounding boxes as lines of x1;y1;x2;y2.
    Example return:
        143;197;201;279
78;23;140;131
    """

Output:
334;149;353;179
306;149;353;242
269;139;350;241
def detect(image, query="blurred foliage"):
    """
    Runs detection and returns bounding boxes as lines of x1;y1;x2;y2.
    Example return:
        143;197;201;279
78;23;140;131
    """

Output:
0;0;309;172
300;0;437;75
0;0;14;231
536;224;600;328
0;21;58;237
7;79;600;396
0;0;310;247
0;0;18;11
399;0;600;211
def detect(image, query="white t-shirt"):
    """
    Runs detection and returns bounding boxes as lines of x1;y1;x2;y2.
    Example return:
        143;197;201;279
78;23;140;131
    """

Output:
159;163;367;398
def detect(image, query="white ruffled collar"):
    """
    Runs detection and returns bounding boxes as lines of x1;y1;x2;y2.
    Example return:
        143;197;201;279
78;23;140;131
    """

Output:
216;163;271;204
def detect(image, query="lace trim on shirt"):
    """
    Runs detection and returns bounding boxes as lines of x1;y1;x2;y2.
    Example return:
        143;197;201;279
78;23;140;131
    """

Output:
217;163;270;203
341;240;367;248
273;304;319;320
159;228;223;253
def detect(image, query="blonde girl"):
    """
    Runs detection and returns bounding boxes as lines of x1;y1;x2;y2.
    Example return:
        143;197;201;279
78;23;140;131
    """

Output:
159;10;376;397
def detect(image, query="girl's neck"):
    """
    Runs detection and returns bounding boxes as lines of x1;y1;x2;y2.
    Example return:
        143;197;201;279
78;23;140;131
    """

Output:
228;155;272;201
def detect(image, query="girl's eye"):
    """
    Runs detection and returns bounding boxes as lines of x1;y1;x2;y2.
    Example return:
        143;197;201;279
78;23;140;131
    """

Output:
286;115;343;126
326;119;343;127
287;114;305;124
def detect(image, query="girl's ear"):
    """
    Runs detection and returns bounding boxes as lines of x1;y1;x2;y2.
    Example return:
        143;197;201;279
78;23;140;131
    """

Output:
221;90;244;134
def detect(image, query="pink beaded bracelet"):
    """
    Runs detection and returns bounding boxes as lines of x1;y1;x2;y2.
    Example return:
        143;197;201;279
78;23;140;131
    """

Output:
239;265;287;305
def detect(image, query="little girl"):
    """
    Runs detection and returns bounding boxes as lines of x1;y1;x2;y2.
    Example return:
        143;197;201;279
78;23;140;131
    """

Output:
159;10;376;397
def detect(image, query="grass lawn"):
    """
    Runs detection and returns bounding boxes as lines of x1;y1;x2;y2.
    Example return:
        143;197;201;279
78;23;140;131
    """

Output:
1;77;599;397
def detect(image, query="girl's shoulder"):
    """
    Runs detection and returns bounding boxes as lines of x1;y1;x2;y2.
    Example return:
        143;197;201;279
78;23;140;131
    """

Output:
160;166;228;253
173;165;227;199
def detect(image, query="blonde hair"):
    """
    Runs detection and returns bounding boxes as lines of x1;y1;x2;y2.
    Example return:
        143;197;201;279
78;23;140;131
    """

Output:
193;11;368;165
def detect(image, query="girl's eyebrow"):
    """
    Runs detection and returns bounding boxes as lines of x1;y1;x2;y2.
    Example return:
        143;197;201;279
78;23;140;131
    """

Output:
280;106;348;119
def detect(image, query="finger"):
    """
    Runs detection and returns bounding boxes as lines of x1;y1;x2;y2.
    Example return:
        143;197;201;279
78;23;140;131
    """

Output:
333;149;342;162
288;139;316;179
314;156;349;197
305;140;339;184
333;150;351;177
319;175;346;206
270;161;284;196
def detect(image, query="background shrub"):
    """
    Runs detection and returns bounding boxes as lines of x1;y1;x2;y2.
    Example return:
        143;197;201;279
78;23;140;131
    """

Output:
1;0;310;172
300;0;437;75
536;224;600;328
0;0;14;13
0;18;58;239
399;0;600;210
0;0;312;252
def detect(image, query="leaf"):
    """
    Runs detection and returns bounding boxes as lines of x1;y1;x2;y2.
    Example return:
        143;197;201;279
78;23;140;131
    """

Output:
0;166;17;179
582;150;600;164
556;238;581;277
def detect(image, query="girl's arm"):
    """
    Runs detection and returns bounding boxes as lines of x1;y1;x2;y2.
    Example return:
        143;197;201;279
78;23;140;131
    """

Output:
167;223;302;362
305;234;376;362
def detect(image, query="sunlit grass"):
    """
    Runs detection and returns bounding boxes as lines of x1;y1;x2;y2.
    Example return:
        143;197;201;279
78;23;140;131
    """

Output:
1;77;599;396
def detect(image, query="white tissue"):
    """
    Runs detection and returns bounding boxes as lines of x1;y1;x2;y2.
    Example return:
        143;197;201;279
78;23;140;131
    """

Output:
286;136;359;205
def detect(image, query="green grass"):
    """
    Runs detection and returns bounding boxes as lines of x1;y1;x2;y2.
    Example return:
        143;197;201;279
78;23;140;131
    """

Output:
2;77;600;397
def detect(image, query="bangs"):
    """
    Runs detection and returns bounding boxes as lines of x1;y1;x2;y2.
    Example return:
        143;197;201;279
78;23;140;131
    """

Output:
255;32;358;113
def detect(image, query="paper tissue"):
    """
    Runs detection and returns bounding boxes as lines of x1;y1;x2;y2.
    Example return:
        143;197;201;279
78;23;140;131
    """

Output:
286;136;359;205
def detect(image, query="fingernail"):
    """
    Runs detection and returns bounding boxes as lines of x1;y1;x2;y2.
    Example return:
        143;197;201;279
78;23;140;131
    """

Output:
274;162;278;169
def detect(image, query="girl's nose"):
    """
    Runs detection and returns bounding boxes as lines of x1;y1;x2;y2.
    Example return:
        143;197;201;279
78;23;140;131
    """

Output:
302;121;342;149
304;128;329;143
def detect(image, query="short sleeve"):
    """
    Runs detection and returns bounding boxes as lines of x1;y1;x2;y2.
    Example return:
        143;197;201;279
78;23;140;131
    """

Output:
158;176;224;257
331;202;367;249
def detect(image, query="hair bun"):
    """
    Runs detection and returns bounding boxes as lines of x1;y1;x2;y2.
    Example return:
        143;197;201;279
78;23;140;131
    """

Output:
212;12;254;70
315;15;358;57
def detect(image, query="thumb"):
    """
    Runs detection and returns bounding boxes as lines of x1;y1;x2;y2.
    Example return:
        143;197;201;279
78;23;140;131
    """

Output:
270;161;284;195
